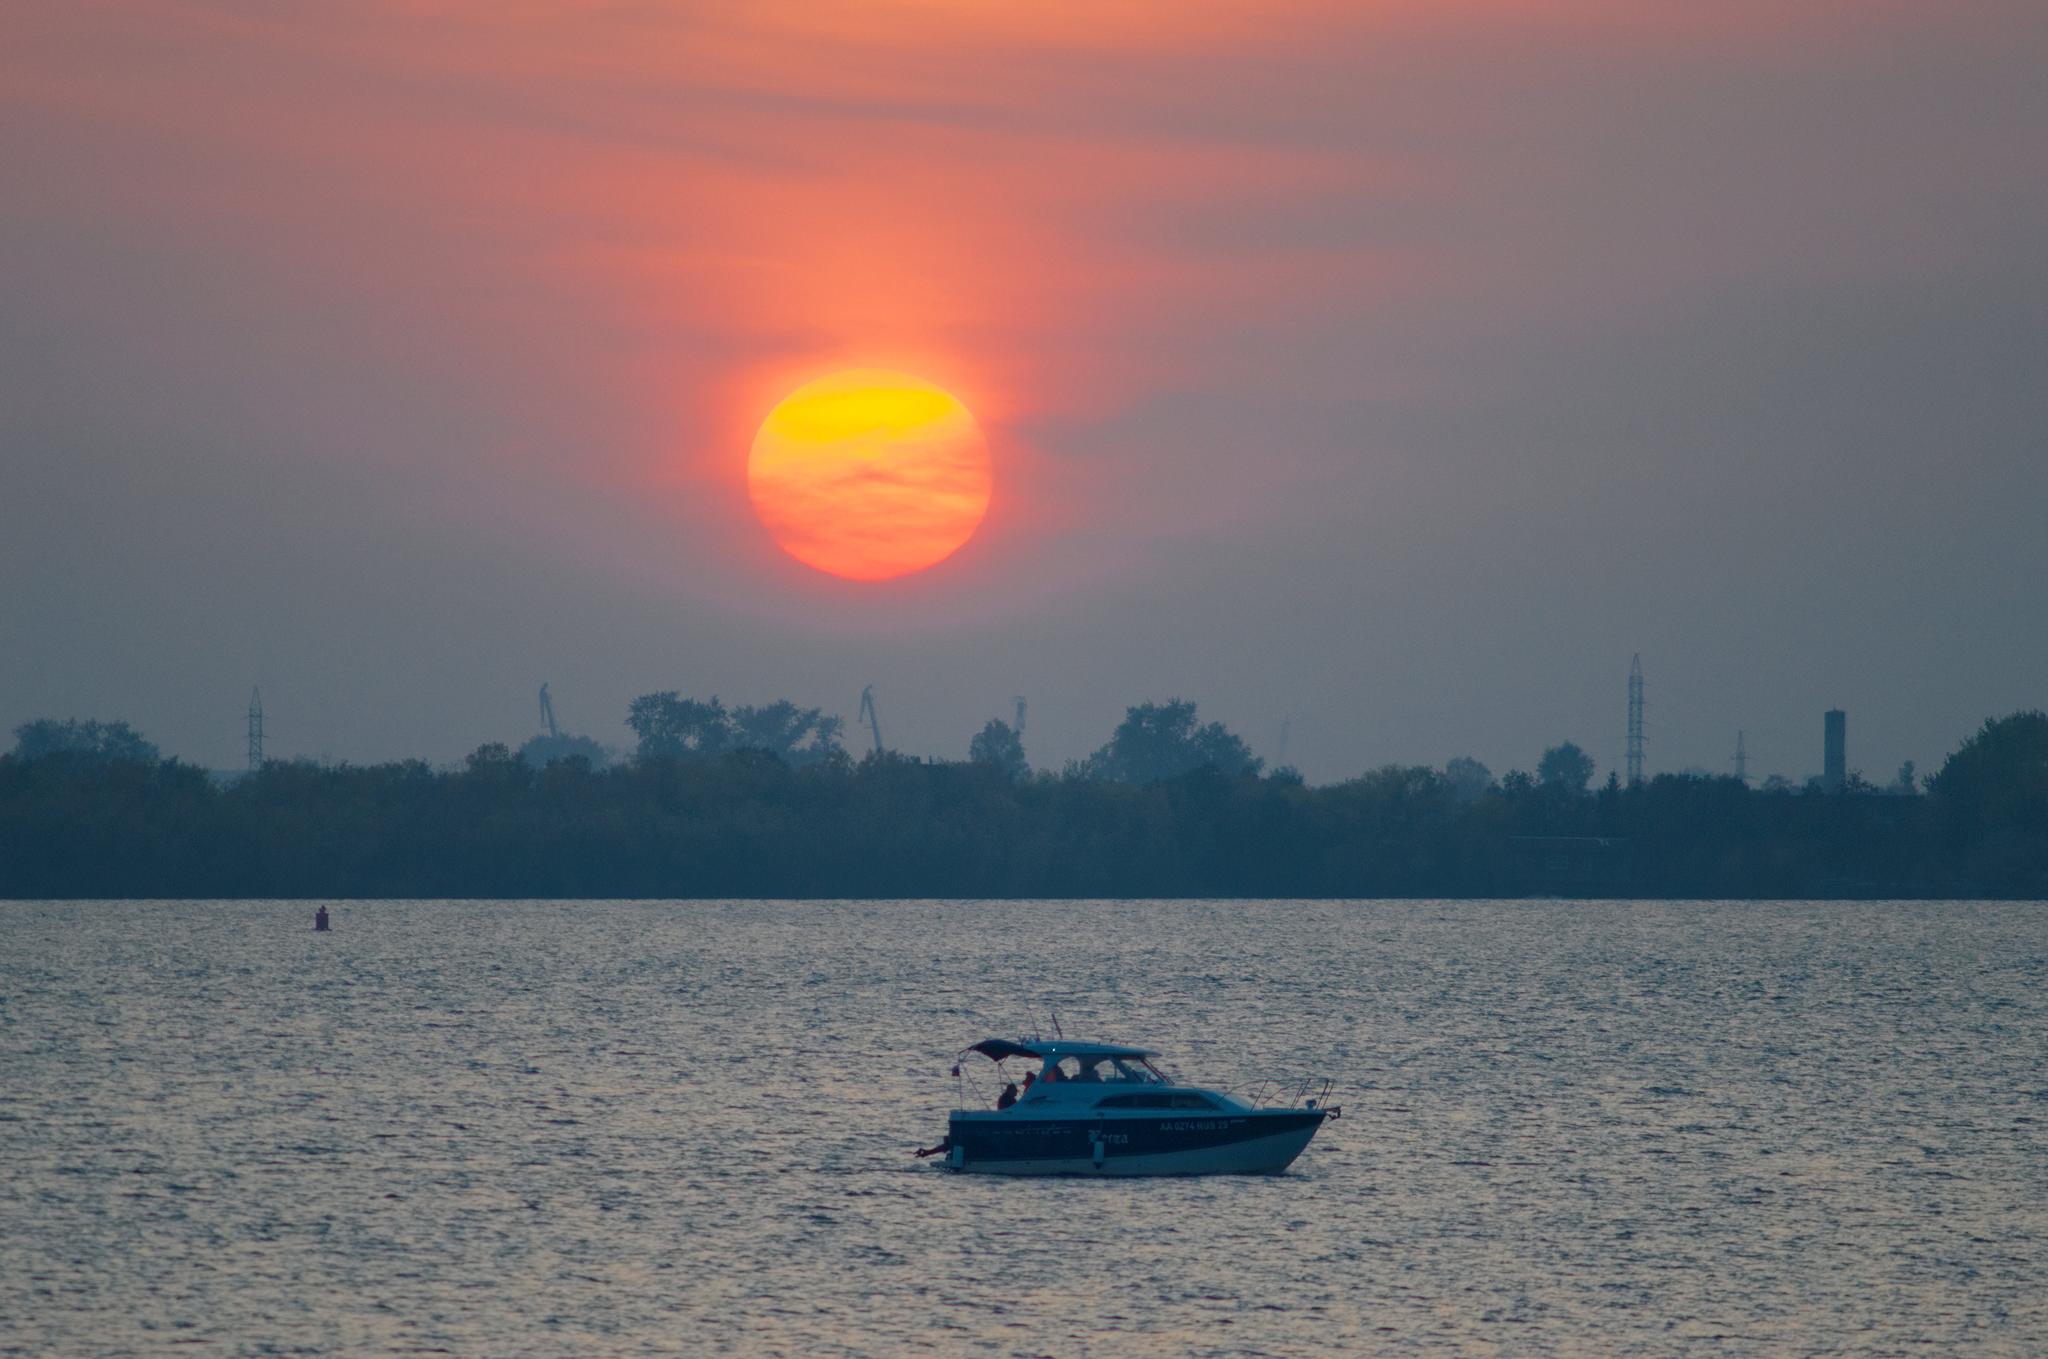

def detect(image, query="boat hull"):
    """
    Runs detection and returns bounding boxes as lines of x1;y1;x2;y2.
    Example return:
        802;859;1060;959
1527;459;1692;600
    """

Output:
945;1109;1328;1177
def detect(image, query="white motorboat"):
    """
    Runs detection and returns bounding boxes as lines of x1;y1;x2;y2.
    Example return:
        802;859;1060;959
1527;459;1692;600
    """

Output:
923;1037;1339;1177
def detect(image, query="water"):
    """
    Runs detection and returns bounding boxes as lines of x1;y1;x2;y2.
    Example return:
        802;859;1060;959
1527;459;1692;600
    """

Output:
2;899;2043;1357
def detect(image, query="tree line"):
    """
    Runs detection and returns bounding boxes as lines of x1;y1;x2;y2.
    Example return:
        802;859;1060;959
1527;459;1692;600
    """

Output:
1;703;2043;900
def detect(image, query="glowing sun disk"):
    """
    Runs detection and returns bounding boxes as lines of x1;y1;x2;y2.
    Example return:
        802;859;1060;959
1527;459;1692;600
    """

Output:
747;369;991;581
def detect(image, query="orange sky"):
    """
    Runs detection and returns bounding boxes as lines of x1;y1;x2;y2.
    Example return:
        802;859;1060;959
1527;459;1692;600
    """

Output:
12;0;1877;579
3;3;1980;509
4;0;2044;774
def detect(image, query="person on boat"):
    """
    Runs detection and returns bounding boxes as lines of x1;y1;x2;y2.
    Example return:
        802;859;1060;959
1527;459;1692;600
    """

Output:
996;1082;1019;1110
1019;1070;1037;1098
1040;1065;1062;1083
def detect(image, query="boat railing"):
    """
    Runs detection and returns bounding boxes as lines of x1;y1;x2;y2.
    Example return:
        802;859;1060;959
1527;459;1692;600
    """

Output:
1242;1073;1339;1113
1291;1075;1337;1111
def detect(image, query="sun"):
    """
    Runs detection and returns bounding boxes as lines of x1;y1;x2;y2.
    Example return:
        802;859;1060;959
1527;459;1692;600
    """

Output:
747;368;992;581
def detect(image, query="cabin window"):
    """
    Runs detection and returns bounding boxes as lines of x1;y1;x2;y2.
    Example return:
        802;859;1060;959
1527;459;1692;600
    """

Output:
1109;1057;1163;1084
1043;1054;1170;1085
1095;1092;1219;1110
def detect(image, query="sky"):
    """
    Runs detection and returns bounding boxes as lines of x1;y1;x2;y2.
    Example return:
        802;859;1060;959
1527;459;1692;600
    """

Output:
3;1;2045;785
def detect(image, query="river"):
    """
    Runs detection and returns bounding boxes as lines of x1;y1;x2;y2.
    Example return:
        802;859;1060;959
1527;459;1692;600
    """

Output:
2;898;2042;1356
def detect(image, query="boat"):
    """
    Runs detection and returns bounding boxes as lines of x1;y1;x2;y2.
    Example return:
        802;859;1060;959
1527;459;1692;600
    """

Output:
923;1037;1339;1177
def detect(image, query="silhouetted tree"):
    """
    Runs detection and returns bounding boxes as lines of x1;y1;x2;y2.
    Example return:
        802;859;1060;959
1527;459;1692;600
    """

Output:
627;693;841;768
1444;756;1494;803
1891;760;1919;796
968;719;1028;780
627;693;734;762
1929;711;2048;836
519;733;611;770
1537;742;1595;795
464;743;524;777
12;718;160;765
729;700;844;768
1081;700;1262;784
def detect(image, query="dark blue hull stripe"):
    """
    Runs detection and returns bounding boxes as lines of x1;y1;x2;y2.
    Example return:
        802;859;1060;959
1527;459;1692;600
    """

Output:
950;1112;1324;1163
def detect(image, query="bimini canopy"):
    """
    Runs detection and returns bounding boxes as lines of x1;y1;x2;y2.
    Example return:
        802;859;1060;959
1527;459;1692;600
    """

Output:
965;1039;1045;1062
963;1038;1156;1063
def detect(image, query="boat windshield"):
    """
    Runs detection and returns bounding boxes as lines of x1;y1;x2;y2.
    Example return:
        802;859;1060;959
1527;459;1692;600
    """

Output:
1041;1054;1166;1085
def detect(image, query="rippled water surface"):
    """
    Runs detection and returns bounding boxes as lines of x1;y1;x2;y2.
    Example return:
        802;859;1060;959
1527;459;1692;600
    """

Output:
3;899;2044;1357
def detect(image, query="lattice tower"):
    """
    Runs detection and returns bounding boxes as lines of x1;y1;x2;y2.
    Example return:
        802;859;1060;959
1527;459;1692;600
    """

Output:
1626;655;1645;787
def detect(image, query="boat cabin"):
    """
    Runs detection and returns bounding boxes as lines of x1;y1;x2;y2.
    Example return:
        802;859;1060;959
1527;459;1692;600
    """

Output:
963;1038;1198;1104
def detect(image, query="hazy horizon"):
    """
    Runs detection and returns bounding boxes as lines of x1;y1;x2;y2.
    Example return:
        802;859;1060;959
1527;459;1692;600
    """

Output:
5;2;2045;784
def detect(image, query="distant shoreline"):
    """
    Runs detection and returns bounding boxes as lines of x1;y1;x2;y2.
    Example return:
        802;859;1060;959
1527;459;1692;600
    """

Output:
5;734;2043;901
4;894;2041;904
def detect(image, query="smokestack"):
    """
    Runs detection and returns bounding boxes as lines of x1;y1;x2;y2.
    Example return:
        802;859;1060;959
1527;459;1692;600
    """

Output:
1823;709;1846;793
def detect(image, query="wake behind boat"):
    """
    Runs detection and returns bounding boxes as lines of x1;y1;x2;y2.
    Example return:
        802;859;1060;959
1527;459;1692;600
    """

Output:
921;1037;1339;1177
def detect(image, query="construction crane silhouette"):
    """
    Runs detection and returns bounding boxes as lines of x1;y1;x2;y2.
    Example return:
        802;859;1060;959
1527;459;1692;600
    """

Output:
538;683;560;740
858;685;884;755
